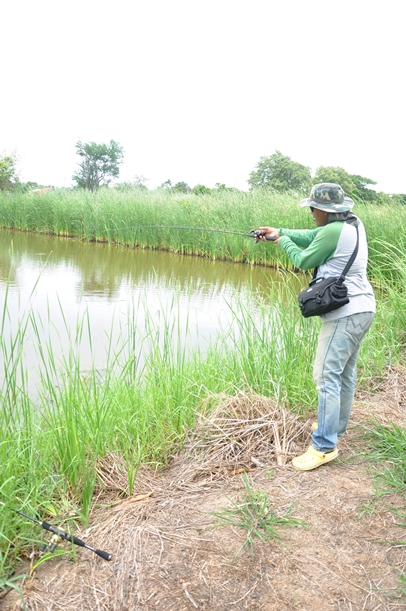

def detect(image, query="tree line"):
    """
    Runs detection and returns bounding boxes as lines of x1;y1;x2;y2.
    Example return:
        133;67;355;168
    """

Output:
246;150;406;204
1;141;405;204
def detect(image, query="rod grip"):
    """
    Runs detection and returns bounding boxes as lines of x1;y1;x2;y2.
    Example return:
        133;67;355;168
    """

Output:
94;548;113;561
249;230;277;242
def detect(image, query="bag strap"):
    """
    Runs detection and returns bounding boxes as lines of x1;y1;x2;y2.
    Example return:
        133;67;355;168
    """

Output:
312;224;359;282
338;224;359;282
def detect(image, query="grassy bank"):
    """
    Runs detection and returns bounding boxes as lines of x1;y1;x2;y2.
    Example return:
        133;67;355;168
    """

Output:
0;188;405;274
1;190;406;581
1;253;405;579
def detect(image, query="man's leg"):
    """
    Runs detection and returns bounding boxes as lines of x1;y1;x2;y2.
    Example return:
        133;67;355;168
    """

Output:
293;312;374;470
311;318;350;452
338;312;375;436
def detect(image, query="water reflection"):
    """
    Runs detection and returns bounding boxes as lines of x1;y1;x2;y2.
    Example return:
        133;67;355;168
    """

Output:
0;230;301;389
1;231;281;300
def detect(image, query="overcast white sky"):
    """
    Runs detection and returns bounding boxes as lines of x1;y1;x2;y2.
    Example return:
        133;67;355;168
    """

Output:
1;0;405;193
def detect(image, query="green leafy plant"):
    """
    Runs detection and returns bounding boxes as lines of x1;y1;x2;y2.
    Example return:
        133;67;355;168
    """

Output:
0;574;28;611
399;572;406;597
30;549;71;575
366;420;406;496
212;473;306;558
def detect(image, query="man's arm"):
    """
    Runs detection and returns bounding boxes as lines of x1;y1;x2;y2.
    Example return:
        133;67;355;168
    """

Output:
277;224;343;270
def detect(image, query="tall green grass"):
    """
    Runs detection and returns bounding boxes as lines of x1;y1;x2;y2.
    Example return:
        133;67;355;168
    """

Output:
366;240;406;365
3;188;405;273
0;188;300;266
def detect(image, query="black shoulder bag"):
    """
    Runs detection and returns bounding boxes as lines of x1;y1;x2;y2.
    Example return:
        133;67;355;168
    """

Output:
298;225;359;318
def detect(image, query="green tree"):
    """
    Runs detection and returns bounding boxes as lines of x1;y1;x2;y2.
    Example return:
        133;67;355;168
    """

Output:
389;193;406;205
214;183;238;192
0;154;20;191
159;179;173;190
348;174;378;201
159;180;190;193
214;183;242;193
312;166;355;194
192;184;212;195
313;166;379;201
248;151;312;194
172;181;190;193
72;140;124;191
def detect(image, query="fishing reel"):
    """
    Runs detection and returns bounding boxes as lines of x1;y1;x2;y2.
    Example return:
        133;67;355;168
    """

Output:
28;533;62;561
39;533;62;554
28;533;62;559
249;229;276;243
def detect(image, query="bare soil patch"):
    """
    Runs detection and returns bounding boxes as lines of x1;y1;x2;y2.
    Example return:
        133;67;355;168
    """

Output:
2;367;406;611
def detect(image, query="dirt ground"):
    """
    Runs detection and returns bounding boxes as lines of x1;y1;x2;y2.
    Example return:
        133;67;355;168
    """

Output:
1;367;406;611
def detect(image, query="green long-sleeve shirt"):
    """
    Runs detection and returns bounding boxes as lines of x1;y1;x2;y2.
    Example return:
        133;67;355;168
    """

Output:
277;220;376;320
278;223;344;270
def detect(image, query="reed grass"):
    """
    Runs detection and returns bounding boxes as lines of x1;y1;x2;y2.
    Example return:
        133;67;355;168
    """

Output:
3;188;404;274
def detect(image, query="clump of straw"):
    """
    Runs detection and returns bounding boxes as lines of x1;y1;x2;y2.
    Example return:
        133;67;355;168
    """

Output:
186;391;311;475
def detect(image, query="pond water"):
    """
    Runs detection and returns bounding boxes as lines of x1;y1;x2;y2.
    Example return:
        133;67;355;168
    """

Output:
0;230;300;390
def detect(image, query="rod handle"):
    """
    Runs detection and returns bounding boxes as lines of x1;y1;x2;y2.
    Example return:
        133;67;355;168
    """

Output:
249;229;277;242
93;548;113;561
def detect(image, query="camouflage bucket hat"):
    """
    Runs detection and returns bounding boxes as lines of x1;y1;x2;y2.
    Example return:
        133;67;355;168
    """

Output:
300;183;354;212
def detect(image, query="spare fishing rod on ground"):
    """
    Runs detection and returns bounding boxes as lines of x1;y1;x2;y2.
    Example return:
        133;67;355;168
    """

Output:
0;502;112;561
108;225;276;242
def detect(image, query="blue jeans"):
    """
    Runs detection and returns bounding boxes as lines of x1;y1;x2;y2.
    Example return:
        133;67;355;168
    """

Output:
311;312;375;453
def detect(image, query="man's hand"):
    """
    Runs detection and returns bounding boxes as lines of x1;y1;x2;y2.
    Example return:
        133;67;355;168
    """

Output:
258;227;280;242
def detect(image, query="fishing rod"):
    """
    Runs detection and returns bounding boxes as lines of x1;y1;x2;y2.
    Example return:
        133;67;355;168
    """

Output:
1;502;112;561
109;225;276;242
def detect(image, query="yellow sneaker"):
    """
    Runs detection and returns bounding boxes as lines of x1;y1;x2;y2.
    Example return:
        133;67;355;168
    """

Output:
291;446;338;471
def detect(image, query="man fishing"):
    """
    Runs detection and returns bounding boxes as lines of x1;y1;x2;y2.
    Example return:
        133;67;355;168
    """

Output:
259;183;375;470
